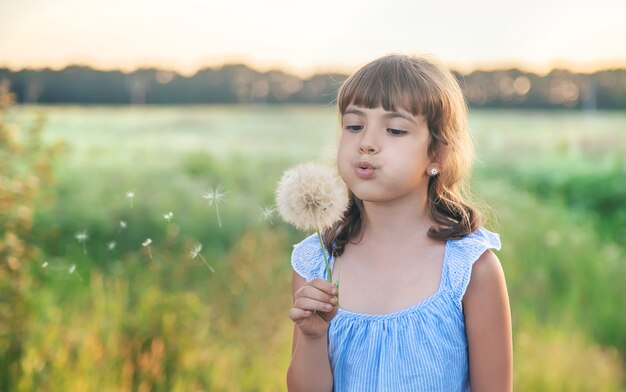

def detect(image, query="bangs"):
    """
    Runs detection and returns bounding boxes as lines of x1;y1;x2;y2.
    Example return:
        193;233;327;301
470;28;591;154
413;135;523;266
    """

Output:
337;55;434;116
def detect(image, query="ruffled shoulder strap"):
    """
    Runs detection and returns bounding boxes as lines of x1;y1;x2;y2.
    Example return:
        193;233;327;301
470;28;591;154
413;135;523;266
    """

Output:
291;233;333;281
445;227;502;308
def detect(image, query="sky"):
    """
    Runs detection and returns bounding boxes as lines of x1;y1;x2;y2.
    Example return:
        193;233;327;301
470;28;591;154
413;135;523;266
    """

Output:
1;0;625;77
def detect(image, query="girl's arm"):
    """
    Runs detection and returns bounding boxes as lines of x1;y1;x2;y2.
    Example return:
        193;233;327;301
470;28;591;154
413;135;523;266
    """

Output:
463;250;513;392
286;272;334;392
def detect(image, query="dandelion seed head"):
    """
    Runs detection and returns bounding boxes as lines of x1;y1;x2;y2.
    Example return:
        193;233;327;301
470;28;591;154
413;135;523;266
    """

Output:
202;185;227;206
75;231;88;242
107;241;116;251
69;264;76;274
119;221;127;229
190;244;202;259
126;191;135;199
164;212;174;221
142;238;152;247
42;262;49;268
261;206;276;223
275;162;349;232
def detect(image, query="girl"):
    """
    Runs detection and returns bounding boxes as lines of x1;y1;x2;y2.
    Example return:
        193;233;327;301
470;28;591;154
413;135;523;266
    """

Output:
286;54;512;391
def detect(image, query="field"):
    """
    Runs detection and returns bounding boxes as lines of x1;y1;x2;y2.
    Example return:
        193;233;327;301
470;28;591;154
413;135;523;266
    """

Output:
2;104;626;391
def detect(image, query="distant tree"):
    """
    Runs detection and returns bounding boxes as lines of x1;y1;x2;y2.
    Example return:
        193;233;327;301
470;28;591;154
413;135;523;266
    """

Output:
1;64;625;109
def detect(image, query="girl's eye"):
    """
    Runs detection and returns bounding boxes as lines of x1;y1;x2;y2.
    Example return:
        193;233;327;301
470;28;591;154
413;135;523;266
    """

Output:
387;128;407;136
345;125;363;132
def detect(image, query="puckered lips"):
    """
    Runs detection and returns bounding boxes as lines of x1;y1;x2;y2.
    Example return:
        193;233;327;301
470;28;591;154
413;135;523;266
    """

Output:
356;160;376;179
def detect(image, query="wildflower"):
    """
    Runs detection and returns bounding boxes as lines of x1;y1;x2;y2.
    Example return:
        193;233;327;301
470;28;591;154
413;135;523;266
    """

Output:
275;162;348;283
75;230;88;254
202;185;227;228
164;211;174;222
69;264;83;281
260;205;276;224
189;244;215;273
126;191;135;208
142;238;153;259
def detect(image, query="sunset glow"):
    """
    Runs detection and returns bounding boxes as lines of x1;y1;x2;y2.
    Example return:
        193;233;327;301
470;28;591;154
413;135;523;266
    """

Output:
1;0;625;76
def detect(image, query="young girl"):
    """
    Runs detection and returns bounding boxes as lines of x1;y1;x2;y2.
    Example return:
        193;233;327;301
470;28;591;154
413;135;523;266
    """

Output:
286;54;512;391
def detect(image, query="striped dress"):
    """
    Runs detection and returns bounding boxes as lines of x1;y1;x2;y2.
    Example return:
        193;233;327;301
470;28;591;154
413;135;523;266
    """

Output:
291;227;501;391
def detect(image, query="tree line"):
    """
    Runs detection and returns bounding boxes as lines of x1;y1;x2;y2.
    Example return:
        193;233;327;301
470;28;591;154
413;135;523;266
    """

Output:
1;64;625;109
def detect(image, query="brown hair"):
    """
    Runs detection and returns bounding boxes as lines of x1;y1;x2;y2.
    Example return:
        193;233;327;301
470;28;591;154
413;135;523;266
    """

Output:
325;54;482;256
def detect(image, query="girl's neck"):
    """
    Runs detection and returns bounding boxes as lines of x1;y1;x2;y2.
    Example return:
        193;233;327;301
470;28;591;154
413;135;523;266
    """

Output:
359;193;433;244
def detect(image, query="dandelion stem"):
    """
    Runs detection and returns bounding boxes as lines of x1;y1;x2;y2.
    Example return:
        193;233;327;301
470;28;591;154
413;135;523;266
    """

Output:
216;204;222;228
147;246;152;260
316;230;332;283
82;242;86;255
199;255;215;273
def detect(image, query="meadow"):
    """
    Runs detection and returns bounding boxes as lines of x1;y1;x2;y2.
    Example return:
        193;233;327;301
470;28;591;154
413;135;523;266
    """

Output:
2;104;626;391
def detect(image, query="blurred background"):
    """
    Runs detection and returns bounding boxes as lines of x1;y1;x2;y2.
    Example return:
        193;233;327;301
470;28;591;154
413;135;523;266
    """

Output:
1;0;625;390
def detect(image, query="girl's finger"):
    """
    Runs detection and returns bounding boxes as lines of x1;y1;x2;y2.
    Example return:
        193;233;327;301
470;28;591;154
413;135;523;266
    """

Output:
288;307;313;322
294;296;336;313
295;284;337;305
311;278;339;296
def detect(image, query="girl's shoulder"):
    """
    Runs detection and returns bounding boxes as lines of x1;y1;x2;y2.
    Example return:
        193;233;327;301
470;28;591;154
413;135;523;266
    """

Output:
290;233;331;282
446;227;502;307
449;226;501;255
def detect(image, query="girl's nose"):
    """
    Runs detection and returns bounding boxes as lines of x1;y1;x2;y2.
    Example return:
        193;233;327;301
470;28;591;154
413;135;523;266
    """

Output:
359;143;378;154
357;127;379;154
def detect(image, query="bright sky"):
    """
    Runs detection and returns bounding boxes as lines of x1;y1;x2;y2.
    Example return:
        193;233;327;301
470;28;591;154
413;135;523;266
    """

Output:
1;0;625;76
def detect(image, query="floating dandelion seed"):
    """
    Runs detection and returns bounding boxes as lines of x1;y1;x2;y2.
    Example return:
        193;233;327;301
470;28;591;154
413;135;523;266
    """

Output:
142;238;153;259
107;241;116;251
189;244;215;273
202;185;227;228
276;162;348;286
68;264;83;281
75;230;89;255
118;220;127;233
126;191;135;208
164;211;174;222
260;205;276;224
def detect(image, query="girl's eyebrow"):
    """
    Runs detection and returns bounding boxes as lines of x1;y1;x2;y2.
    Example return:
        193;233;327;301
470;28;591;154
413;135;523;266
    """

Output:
382;111;417;125
343;108;417;125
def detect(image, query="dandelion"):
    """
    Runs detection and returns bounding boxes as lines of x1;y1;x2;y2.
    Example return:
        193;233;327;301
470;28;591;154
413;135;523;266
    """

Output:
107;241;116;251
189;244;215;273
142;238;153;259
118;220;127;233
275;162;348;284
69;264;83;281
75;230;88;254
202;185;227;228
164;211;174;222
42;261;49;268
126;191;135;208
260;205;276;224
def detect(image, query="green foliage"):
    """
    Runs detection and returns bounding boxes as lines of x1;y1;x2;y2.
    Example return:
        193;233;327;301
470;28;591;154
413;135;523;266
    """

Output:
5;105;626;390
0;81;65;390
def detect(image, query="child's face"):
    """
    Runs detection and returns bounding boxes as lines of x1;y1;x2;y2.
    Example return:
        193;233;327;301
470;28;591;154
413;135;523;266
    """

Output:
337;104;434;204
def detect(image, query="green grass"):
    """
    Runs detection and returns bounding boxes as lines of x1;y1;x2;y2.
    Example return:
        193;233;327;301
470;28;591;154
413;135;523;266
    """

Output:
6;105;626;390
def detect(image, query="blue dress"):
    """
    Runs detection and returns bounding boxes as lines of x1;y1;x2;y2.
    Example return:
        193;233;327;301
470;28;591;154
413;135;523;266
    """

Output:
291;227;501;392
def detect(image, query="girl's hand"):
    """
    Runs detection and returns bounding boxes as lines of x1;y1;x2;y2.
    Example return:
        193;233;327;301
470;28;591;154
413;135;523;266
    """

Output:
288;278;339;340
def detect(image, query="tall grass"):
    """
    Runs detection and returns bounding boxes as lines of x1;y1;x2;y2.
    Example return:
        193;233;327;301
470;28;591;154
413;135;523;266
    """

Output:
5;105;626;390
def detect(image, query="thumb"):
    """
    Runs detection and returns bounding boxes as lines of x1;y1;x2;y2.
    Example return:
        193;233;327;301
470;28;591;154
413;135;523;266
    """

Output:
320;304;339;322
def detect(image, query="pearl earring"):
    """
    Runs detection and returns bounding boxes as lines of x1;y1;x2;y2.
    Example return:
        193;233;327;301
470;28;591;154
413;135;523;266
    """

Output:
429;167;439;176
